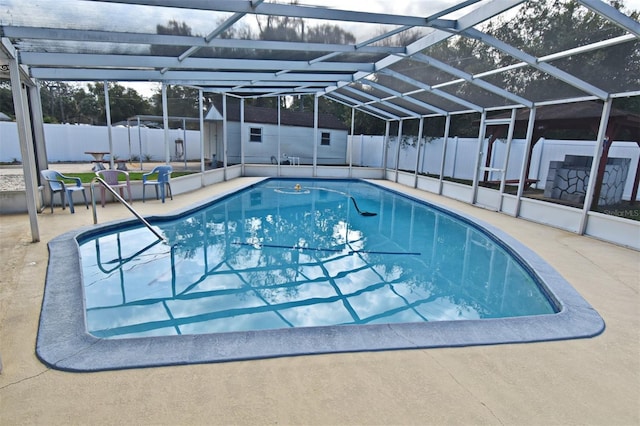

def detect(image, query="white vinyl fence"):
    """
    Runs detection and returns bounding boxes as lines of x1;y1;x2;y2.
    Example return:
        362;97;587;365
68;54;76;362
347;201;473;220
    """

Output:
0;122;200;163
1;122;638;201
349;135;639;201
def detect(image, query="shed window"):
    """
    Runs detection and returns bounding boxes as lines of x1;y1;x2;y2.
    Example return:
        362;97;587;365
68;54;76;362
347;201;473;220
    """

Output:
249;127;262;142
321;132;330;146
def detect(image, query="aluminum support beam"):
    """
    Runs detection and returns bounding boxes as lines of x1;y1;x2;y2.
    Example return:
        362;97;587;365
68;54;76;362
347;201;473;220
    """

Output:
327;92;400;120
366;80;448;115
394;120;404;182
2;26;402;55
471;111;488;204
313;95;319;176
29;68;355;82
580;100;612;234
438;115;452;195
240;98;245;174
382;121;391;169
514;107;537;217
30;83;49;172
223;94;228;180
578;0;640;37
8;55;40;241
21;53;374;73
199;90;205;175
104;81;115;169
161;84;170;163
413;117;425;187
463;28;609;100
379;68;483;112
412;54;533;108
87;0;459;28
342;86;421;119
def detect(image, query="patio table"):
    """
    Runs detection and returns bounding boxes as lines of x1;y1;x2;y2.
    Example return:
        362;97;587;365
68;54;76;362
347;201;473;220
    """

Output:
85;151;109;171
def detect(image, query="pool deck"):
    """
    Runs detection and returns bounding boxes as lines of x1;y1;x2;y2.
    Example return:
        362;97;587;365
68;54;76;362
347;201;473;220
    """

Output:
1;174;638;425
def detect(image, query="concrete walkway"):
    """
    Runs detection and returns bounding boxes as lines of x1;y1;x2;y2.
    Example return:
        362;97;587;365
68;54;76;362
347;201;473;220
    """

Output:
1;178;638;425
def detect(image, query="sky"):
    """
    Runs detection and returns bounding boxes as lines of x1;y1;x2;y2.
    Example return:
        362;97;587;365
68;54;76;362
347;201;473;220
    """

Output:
123;0;640;99
83;0;482;98
3;0;638;98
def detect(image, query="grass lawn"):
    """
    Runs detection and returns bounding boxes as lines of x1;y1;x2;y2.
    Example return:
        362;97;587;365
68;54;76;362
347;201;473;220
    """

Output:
64;171;197;183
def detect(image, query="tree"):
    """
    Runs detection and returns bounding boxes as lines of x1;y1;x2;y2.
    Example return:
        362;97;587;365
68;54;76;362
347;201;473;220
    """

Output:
150;85;200;122
39;81;86;123
87;82;151;124
150;20;194;57
255;4;357;61
306;24;356;45
483;0;639;108
0;81;14;118
256;10;305;43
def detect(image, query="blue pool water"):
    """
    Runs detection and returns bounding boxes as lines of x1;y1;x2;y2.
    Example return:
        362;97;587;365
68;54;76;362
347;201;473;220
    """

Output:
38;177;604;371
79;178;556;340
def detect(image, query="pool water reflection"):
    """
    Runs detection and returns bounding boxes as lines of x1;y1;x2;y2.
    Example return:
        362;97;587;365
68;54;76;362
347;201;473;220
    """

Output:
80;179;555;339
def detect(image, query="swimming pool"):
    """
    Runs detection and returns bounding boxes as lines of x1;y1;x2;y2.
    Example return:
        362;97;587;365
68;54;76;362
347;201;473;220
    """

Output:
37;178;605;371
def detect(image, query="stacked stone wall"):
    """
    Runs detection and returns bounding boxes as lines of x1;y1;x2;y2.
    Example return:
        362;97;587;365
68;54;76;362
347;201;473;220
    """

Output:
543;155;630;205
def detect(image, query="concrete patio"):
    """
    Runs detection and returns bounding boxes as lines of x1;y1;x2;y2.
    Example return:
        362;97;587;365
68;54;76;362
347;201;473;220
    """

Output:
1;177;638;425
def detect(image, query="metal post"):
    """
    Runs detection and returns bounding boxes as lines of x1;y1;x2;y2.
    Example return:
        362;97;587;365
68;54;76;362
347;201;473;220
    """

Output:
199;89;205;175
514;107;537;217
277;96;281;176
137;116;143;170
127;118;132;164
240;97;245;174
438;115;451;195
313;94;319;176
413;117;424;188
394;120;403;183
29;82;48;173
382;121;390;171
579;100;612;234
8;54;39;242
472;111;487;204
499;108;517;211
222;93;228;180
182;118;187;170
162;84;170;164
104;81;114;170
349;107;355;177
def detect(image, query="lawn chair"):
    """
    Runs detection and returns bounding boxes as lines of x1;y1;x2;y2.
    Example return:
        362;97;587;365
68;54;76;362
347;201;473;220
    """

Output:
40;169;89;214
142;165;173;203
95;169;132;207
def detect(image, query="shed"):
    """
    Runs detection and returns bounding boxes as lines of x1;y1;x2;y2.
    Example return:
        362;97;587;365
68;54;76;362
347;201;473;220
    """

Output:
204;100;349;166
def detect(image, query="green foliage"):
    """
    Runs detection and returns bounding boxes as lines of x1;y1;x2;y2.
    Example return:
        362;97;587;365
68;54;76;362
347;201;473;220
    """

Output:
39;81;85;123
483;0;639;100
150;85;201;123
0;81;14;117
150;20;194;56
35;81;151;125
64;170;196;183
87;82;151;124
2;0;636;137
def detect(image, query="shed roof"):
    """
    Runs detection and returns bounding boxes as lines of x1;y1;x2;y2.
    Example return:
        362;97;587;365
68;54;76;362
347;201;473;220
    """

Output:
205;100;348;130
491;100;640;135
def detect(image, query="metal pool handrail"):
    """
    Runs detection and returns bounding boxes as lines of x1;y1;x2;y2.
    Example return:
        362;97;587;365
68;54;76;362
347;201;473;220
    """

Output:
90;176;166;243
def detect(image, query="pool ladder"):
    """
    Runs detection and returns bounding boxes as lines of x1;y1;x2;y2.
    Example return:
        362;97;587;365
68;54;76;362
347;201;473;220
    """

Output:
90;177;166;242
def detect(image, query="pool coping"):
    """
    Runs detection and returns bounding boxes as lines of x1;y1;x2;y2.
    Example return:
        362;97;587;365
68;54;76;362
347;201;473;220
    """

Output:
37;178;605;372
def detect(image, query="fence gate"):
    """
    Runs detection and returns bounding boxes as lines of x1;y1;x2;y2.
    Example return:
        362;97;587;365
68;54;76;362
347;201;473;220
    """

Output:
472;109;517;210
